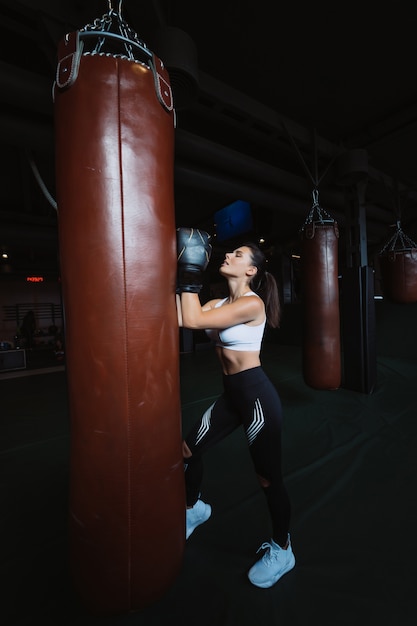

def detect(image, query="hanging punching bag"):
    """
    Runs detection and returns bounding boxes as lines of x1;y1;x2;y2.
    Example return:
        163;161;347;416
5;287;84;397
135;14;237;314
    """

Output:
300;194;341;390
53;13;185;615
379;250;417;303
379;224;417;303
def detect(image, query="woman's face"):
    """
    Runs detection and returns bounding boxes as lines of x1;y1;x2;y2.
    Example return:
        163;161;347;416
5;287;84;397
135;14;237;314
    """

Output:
219;246;255;278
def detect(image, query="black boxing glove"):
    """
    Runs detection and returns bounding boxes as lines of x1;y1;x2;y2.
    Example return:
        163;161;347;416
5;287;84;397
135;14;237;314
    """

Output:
176;227;212;293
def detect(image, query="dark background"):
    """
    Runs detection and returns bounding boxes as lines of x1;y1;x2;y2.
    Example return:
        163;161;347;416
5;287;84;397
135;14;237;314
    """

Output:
1;0;417;279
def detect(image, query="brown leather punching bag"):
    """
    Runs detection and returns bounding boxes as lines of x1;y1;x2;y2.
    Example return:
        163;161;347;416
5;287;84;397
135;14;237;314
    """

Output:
300;218;341;390
379;249;417;303
379;219;417;304
53;23;185;615
379;223;417;303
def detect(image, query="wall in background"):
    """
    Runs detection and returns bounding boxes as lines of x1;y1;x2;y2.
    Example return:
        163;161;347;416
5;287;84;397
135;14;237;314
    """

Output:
0;276;63;344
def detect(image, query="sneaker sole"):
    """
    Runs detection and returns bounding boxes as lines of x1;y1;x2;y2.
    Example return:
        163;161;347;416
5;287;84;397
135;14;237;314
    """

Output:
248;554;295;588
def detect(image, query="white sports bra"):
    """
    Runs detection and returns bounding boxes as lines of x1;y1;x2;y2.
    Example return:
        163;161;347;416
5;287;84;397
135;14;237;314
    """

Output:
205;292;266;352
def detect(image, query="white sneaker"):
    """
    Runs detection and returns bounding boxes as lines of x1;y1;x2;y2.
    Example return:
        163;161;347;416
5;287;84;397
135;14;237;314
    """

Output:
248;536;295;588
186;499;212;539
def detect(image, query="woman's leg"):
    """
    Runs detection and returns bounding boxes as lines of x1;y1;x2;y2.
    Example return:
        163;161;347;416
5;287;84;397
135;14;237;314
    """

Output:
225;368;291;547
250;428;291;547
183;394;239;507
223;368;294;587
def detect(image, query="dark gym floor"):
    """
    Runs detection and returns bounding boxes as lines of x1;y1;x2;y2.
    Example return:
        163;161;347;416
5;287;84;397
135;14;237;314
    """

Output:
2;320;417;626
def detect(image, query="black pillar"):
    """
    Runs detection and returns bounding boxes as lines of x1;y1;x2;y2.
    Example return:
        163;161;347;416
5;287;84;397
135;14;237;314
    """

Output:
340;176;377;394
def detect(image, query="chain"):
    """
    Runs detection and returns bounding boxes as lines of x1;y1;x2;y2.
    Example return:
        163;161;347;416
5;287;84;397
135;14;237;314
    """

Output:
79;1;149;61
80;12;112;34
380;220;417;254
300;189;334;231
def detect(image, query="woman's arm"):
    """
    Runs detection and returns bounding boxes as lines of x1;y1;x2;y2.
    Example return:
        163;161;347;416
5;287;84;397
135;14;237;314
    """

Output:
176;293;222;329
180;292;263;330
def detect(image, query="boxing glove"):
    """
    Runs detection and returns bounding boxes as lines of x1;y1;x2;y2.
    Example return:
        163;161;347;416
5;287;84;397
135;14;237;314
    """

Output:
176;227;212;293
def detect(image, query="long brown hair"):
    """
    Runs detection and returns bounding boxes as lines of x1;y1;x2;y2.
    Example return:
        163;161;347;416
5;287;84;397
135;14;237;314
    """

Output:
241;242;281;328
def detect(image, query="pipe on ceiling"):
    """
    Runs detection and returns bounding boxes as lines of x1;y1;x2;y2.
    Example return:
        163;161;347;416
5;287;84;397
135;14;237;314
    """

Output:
175;129;347;212
174;160;346;226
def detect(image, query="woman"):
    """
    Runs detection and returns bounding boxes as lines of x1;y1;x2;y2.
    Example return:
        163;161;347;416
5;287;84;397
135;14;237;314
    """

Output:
177;241;295;589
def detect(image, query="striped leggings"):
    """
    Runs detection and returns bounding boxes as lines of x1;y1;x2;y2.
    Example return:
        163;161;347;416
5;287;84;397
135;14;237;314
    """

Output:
184;366;291;546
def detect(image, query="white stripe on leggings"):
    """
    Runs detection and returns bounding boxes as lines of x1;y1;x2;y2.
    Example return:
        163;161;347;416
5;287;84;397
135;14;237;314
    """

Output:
246;398;264;445
195;402;215;445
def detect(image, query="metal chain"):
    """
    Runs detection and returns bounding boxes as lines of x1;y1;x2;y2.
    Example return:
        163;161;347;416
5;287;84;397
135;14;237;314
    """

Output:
79;0;149;60
80;12;112;34
300;189;334;231
108;1;123;14
380;220;417;254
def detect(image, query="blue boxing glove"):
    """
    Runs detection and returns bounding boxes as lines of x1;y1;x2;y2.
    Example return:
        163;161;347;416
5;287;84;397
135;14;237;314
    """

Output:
176;227;212;293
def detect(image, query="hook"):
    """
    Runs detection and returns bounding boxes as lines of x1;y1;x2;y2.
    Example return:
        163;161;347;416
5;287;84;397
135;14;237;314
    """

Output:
107;0;123;14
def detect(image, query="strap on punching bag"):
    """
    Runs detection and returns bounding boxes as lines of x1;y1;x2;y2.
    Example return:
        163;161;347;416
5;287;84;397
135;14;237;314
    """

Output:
54;3;184;615
300;190;342;390
54;3;174;115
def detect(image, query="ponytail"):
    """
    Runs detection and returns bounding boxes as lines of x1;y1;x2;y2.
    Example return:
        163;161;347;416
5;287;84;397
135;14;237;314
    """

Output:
259;271;281;328
241;242;281;328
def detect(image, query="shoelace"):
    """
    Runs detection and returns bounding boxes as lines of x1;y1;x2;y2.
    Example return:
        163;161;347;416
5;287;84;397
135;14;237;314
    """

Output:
256;541;281;566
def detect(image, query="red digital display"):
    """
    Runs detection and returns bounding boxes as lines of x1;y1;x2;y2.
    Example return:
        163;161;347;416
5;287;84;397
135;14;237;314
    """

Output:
26;276;44;282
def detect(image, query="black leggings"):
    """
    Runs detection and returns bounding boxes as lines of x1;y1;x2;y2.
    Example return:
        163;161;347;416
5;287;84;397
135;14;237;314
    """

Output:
184;366;291;546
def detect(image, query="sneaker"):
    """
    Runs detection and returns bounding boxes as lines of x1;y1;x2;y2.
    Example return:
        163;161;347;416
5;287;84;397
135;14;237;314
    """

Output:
248;536;295;588
186;499;212;539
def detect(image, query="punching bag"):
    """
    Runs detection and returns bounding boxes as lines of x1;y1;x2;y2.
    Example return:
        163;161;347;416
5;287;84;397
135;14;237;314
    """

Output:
300;194;341;390
379;250;417;303
379;224;417;303
53;12;185;615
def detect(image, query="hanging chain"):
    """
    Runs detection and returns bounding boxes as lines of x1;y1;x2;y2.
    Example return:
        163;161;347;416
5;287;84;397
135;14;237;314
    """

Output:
108;1;123;14
379;220;417;254
79;0;149;61
379;185;417;253
300;189;334;231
